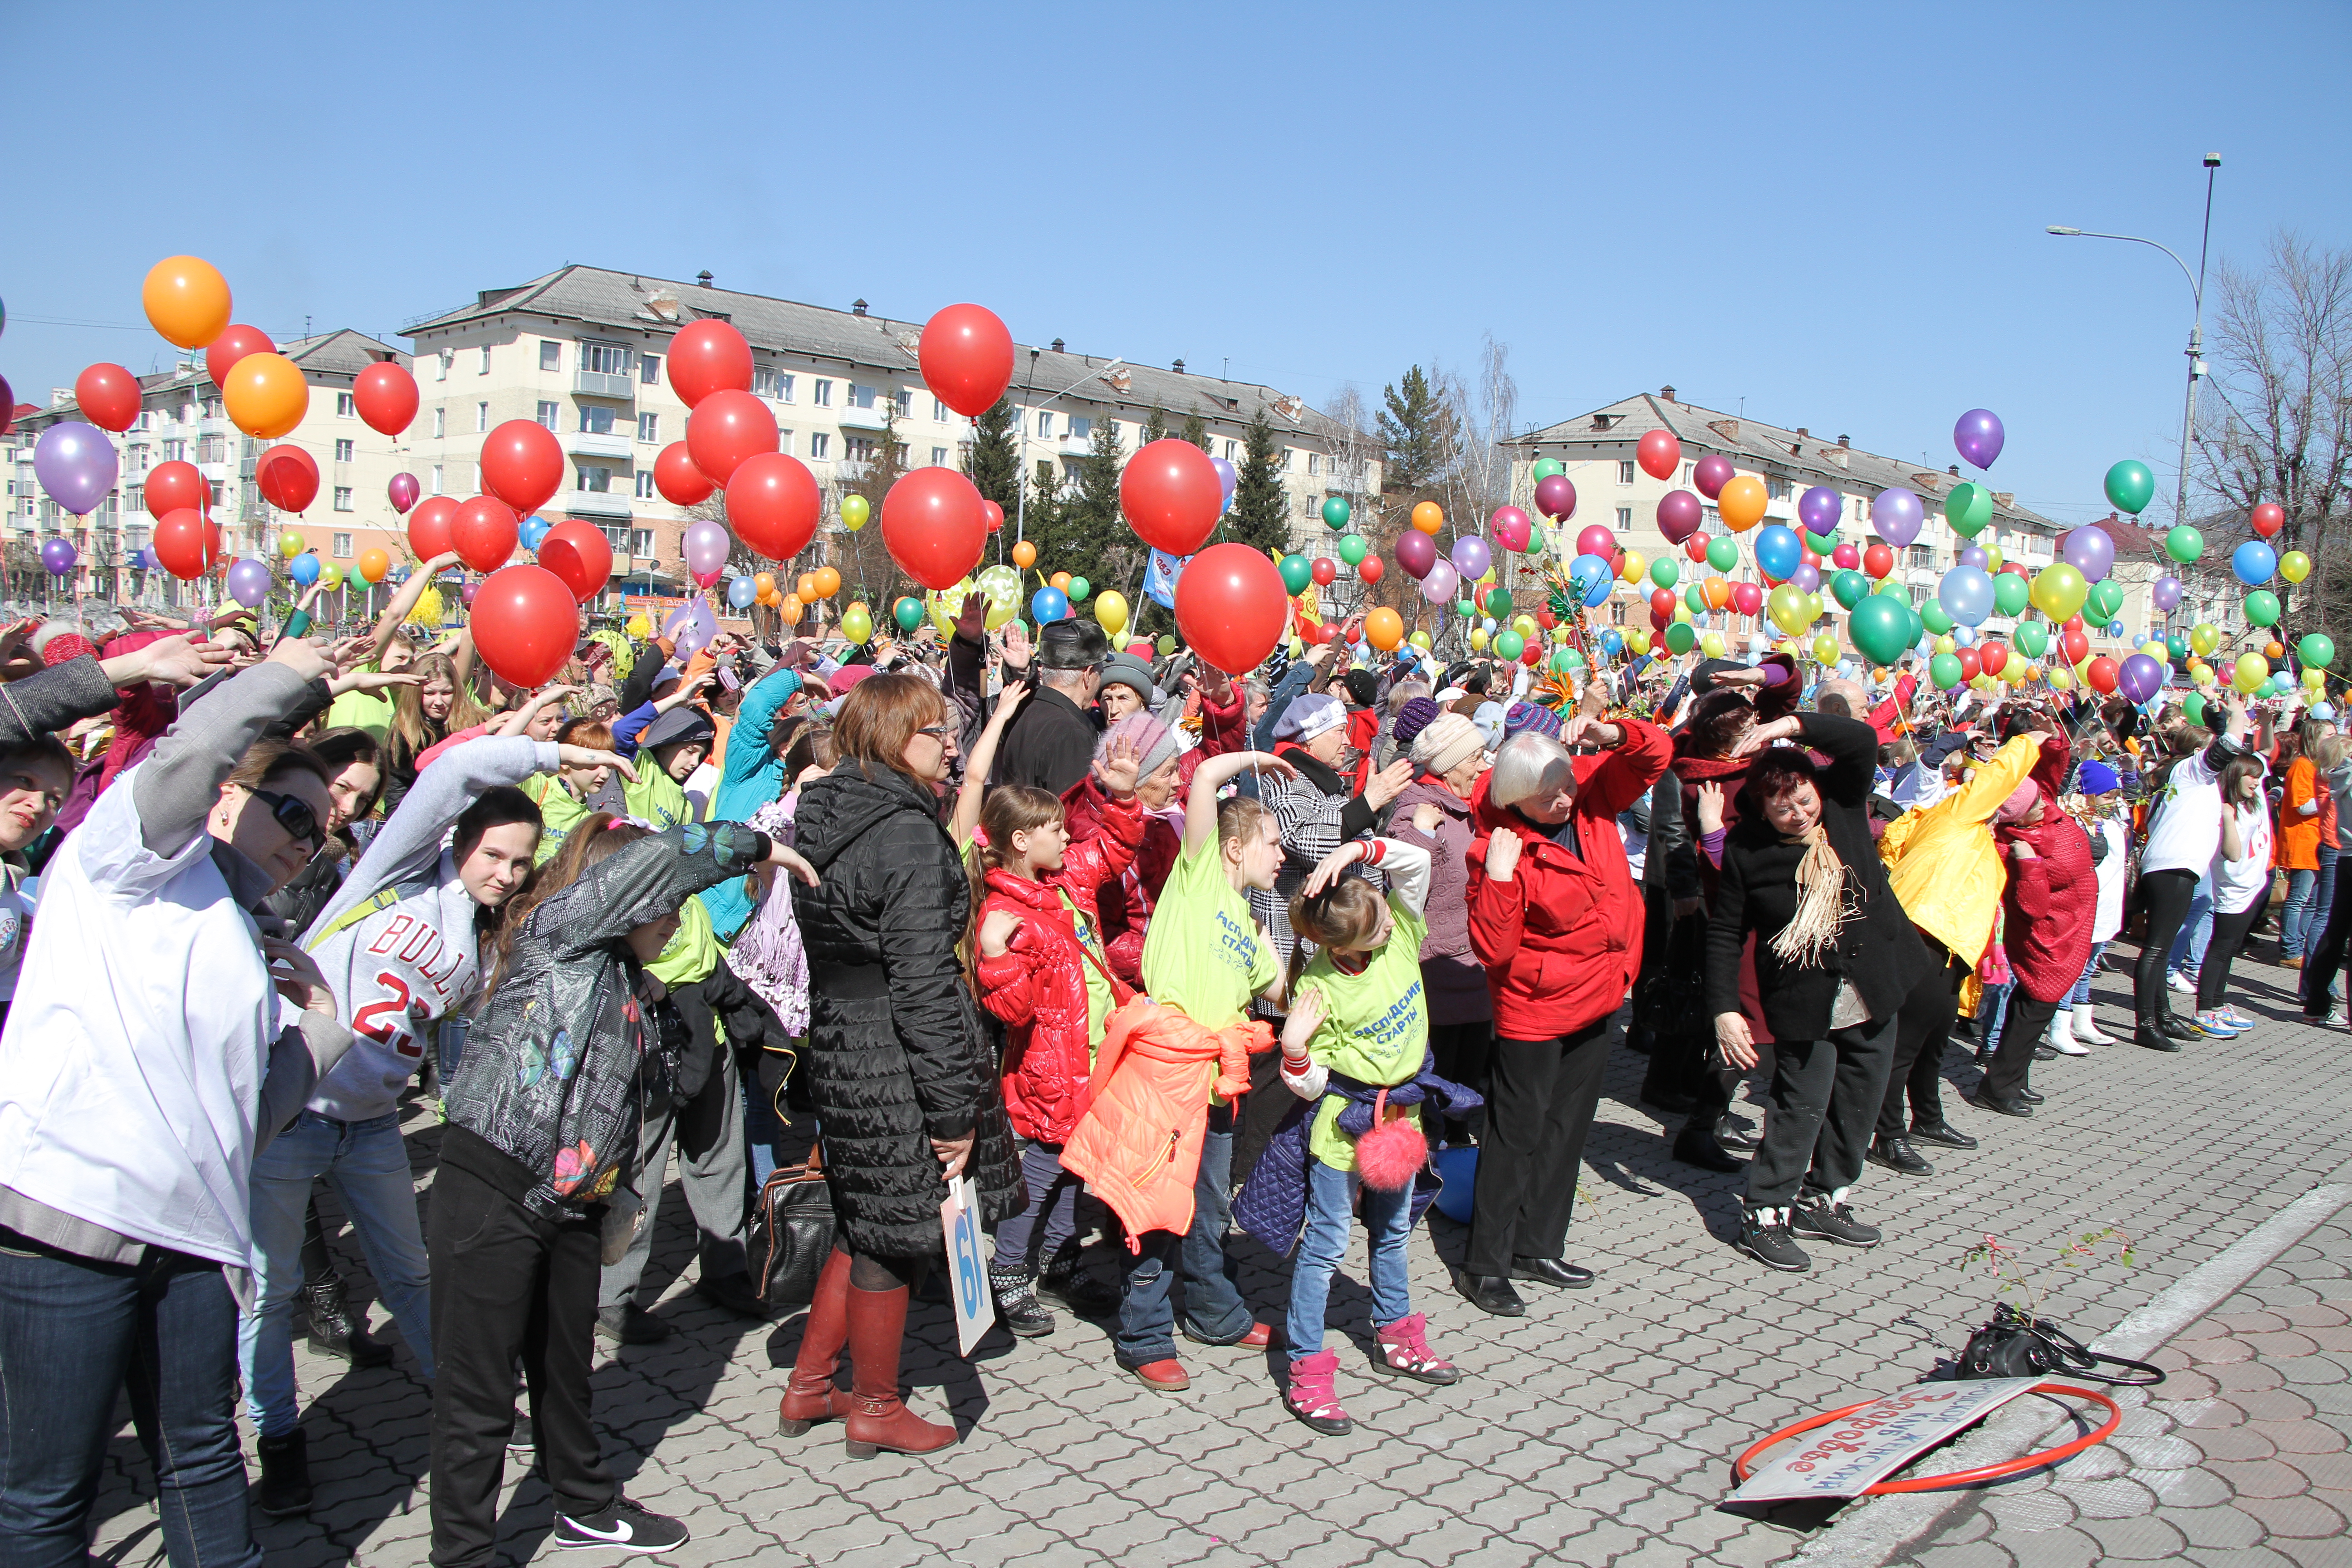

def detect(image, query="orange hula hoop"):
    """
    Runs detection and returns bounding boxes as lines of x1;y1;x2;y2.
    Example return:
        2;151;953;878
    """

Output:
1732;1382;2122;1495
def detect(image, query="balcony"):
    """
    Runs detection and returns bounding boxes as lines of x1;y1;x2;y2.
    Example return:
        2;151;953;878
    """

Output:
563;489;633;519
574;371;637;401
198;461;231;483
565;429;635;460
837;403;891;431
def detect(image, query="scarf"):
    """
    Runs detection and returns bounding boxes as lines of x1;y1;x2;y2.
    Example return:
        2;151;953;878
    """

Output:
1769;824;1854;969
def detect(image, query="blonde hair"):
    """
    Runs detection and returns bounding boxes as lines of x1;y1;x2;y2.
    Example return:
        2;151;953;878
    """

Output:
391;652;489;758
1285;877;1387;993
1216;796;1274;856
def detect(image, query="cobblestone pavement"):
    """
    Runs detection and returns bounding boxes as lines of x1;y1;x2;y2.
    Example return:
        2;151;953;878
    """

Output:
85;951;2352;1567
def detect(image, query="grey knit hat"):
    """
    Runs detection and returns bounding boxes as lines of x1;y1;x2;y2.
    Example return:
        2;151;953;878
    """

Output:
1411;712;1485;777
1098;710;1183;783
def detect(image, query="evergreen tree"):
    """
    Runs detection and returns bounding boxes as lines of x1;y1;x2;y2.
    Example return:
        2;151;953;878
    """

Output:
1139;404;1170;446
1063;416;1127;563
1227;406;1292;558
1180;410;1210;452
1019;458;1066;566
1377;365;1446;495
963;394;1020;512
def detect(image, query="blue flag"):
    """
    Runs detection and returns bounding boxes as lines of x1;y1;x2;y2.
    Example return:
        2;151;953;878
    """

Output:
1145;549;1189;610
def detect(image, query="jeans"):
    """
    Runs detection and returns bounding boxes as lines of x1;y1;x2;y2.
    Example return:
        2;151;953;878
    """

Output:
0;1231;260;1568
1285;1158;1411;1361
2283;867;2321;959
2304;854;2352;1021
1177;1107;1254;1343
2068;941;2109;1007
1978;979;2015;1057
1111;1229;1183;1368
241;1110;435;1437
2164;877;2214;977
1746;1013;1899;1210
2313;846;2341;957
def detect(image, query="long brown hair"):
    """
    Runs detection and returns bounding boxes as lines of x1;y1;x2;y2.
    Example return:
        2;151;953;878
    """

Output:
487;812;648;996
390;652;489;758
1285;876;1387;995
964;785;1065;995
831;673;947;786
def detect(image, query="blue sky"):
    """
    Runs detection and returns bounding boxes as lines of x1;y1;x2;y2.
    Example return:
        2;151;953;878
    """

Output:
5;0;2345;526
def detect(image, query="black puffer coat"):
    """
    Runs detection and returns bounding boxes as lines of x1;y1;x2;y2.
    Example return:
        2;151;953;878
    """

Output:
791;761;1023;1257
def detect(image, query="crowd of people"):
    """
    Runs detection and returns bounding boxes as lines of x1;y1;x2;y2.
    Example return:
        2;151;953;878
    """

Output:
0;566;2341;1567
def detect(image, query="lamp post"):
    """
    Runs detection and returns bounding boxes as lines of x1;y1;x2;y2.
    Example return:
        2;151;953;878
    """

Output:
2046;153;2222;534
1013;355;1124;547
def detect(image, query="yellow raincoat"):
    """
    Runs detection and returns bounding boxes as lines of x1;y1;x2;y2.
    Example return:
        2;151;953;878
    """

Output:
1879;734;2045;970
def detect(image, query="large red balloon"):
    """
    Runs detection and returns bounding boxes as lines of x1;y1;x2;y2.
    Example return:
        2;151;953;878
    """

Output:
1649;588;1676;617
255;444;320;512
1862;542;1894;580
537;520;614;603
452;496;520;573
480;420;564;515
470;565;579;687
2249;501;2284;539
879;467;986;590
2062;626;2090;665
685;390;778;486
1637;427;1682;480
205;326;275;395
668;320;755;410
726;452;822;561
152;508;220;580
918;304;1015;419
1357;556;1384;586
653;441;714;506
409;495;459;560
1955;647;1982;683
144;460;208;519
1119;438;1223;556
1979;642;2009;677
1175;544;1289;675
74;363;142;432
353;360;420;436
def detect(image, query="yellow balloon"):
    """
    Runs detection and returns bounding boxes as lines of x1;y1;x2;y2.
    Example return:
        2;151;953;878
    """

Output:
2029;562;2088;621
1095;589;1130;640
2048;667;2074;691
1935;634;1956;655
222;352;309;439
2281;550;2313;584
1768;584;1811;636
840;493;871;532
973;565;1021;629
319;564;343;591
1983;546;2002;572
1717;475;1768;531
927;576;977;636
1408;630;1431;650
1513;614;1538;639
841;603;874;644
1673;604;1693;623
2189;622;2221;657
1627;627;1652;656
1468;628;1489;652
142;255;232;348
2234;652;2269;692
1700;631;1727;658
1811;633;1840;664
277;532;304;559
1618;550;1646;583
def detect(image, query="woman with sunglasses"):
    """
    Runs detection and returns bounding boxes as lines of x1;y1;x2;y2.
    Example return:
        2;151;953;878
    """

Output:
0;639;354;1568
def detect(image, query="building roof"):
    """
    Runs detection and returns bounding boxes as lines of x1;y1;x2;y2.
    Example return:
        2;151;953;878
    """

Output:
1509;388;2062;534
402;264;1353;441
15;329;406;431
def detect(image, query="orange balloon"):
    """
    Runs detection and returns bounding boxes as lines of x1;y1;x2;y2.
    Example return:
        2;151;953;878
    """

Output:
753;571;777;596
779;594;804;625
1011;540;1038;569
812;566;842;599
142;255;232;348
222;352;309;438
1050;571;1071;589
1717;475;1768;532
1411;501;1444;534
1703;576;1734;611
796;573;817;599
2265;640;2286;661
1363;607;1405;651
357;547;391;584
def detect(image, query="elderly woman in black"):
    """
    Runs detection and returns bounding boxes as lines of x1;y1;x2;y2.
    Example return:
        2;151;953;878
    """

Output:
1707;710;1931;1274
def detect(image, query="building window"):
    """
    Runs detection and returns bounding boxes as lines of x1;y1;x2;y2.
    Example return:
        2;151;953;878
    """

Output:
540;341;561;372
630;528;655;559
537;400;559;430
476;402;489;434
125;484;142;514
1035;412;1054;438
1907;545;1936;569
775;373;794;404
634;471;656;499
332;532;353;556
844;436;876;463
639;353;660;385
433;407;446;439
577;465;612;494
579;405;615;436
777;430;793;456
430;464;444;495
930;446;948;467
1616;506;1632;529
894;389;912;419
754;368;782;400
333;490;353;514
1853;496;1866;519
932;397;949;422
1225;439;1237;460
335;392;355;418
813;379;832;407
1617;460;1636;485
637;412;658;444
1308;453;1321;476
479;345;492;375
848;383;875;410
809;433;830;459
580;342;630;377
1766;476;1790;501
437;352;452;381
333;439;354;462
164;438;186;462
1070;417;1092;441
195;435;226;464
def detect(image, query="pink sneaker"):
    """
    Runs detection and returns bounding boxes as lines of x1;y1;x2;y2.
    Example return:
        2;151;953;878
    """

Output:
1373;1312;1461;1386
1284;1349;1353;1436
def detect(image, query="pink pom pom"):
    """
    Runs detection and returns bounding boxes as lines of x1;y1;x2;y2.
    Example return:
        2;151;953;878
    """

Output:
1355;1094;1426;1192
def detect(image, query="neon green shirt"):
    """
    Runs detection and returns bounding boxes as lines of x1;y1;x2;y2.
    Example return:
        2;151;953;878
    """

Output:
1296;897;1430;1171
522;774;592;865
1140;838;1276;1030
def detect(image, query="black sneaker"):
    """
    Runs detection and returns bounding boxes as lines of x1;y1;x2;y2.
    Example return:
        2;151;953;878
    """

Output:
1909;1120;1978;1150
1792;1197;1883;1249
508;1411;535;1452
1738;1210;1811;1273
553;1498;690;1554
595;1304;673;1345
1867;1136;1932;1177
1672;1127;1744;1173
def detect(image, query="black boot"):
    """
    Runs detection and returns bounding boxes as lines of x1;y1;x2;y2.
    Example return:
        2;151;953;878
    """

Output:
989;1264;1055;1338
1039;1244;1121;1317
1672;1127;1744;1173
2135;1016;2184;1053
303;1274;394;1367
254;1429;312;1518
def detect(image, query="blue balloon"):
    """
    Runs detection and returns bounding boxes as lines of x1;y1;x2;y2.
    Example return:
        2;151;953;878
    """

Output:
2232;539;2277;587
1599;629;1624;655
1937;564;1995;627
2106;621;2124;638
1952;625;1977;647
1753;524;1802;582
1568;553;1613;608
727;576;757;609
521;514;551;550
290;553;321;587
1030;586;1070;623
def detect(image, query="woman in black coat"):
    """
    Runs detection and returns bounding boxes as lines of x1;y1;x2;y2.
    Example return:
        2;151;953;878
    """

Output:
1706;710;1931;1275
781;673;1021;1460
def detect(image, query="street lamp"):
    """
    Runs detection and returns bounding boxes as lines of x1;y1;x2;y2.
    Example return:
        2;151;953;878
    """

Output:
2045;152;2222;533
1013;354;1125;546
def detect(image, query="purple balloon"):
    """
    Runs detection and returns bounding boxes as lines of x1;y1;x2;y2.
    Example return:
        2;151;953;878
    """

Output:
1533;475;1577;522
1450;535;1490;581
2151;575;2183;612
1394;529;1436;579
2060;524;2115;583
1953;408;2004;470
0;373;13;435
461;579;482;607
388;471;421;514
2117;652;2167;704
1789;563;1820;593
39;538;76;576
225;556;273;608
1210;456;1237;501
1871;486;1924;549
1797;485;1842;534
1957;545;1988;570
1692;453;1733;500
1656;488;1704;544
34;421;118;516
1419;559;1459;606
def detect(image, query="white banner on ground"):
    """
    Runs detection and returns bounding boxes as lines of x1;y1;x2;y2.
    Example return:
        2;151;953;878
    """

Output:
1729;1378;2045;1502
939;1174;992;1357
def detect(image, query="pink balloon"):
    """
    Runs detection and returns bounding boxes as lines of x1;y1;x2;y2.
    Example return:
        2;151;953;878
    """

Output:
682;519;732;583
1576;524;1616;559
1394;529;1436;579
1832;542;1860;570
1693;454;1734;500
1731;581;1762;616
1533;475;1576;522
1493;512;1530;553
387;472;420;515
1419;560;1459;606
1656;490;1703;544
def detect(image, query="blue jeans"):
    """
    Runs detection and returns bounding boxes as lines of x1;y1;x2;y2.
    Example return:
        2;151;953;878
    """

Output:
1112;1230;1183;1367
2168;879;2214;975
240;1111;435;1437
2313;846;2341;956
1978;978;2014;1054
2283;866;2322;958
1178;1112;1254;1343
2069;941;2109;1007
1285;1157;1412;1362
0;1231;261;1568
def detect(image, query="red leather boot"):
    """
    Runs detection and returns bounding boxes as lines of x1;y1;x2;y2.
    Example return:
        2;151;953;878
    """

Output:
778;1249;855;1436
843;1282;958;1459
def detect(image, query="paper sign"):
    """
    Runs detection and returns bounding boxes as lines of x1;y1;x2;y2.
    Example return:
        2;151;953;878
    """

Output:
1730;1377;2044;1502
939;1174;992;1357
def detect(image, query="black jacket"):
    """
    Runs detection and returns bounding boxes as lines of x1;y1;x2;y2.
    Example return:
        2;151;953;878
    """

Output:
791;761;1022;1256
1643;766;1700;900
1705;713;1930;1040
990;682;1099;798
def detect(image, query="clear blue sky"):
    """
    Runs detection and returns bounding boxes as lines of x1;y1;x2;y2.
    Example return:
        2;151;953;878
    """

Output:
5;0;2345;526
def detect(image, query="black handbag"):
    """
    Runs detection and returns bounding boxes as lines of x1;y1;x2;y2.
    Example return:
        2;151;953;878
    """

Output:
1955;1302;2163;1385
748;1143;835;1306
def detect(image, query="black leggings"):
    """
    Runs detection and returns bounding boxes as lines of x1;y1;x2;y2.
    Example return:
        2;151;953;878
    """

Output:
843;1248;924;1293
2198;904;2265;1013
2134;868;2200;1019
2303;865;2352;1020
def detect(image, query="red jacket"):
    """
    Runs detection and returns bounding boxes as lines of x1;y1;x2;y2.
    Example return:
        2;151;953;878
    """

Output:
1465;716;1672;1039
975;791;1144;1143
1062;773;1182;989
1196;682;1247;757
1995;735;2095;1004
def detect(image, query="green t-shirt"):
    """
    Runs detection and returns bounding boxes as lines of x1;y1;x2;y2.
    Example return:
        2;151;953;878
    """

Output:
523;774;591;866
1140;838;1277;1030
647;893;720;987
625;766;693;830
1296;896;1431;1172
325;686;396;744
1060;887;1114;1055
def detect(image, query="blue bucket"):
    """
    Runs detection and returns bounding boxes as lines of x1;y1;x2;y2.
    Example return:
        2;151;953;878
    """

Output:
1430;1144;1478;1224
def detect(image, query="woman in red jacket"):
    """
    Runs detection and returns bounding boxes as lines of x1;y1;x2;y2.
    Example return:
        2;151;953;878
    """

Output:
1972;759;2096;1118
1457;712;1671;1317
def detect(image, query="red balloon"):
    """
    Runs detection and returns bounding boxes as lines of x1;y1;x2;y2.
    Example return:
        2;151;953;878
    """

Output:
479;420;564;515
1656;489;1704;544
654;441;714;507
409;495;459;560
1862;543;1895;580
879;467;986;590
353;360;420;436
74;363;141;432
1310;558;1338;586
1176;543;1289;675
470;565;579;688
2085;655;2119;694
668;320;755;410
1955;647;1982;682
1533;474;1578;523
2063;614;2085;635
152;508;220;580
1800;547;1823;569
1537;608;1557;631
685;390;779;486
1576;524;1617;559
981;499;1005;535
1979;642;2009;677
918;304;1015;419
2062;627;2090;665
451;495;519;573
1649;587;1676;618
2250;501;2284;538
1637;428;1682;480
537;520;614;604
1731;581;1763;617
144;460;208;519
204;325;275;394
1357;556;1384;585
1119;438;1224;556
726;452;823;561
1693;453;1734;499
1683;533;1710;563
388;472;420;514
1832;543;1860;570
255;444;320;512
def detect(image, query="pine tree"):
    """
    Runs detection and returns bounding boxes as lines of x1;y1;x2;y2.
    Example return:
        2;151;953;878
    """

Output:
1377;365;1446;495
1019;458;1066;564
1228;406;1292;558
1180;410;1210;452
963;394;1020;512
1139;404;1169;446
1064;416;1127;563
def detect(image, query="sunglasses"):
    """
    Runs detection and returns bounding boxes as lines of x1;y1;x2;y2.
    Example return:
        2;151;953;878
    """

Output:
240;784;323;853
915;724;959;742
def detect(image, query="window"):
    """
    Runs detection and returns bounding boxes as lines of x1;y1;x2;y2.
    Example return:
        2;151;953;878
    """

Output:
127;446;149;475
540;341;561;372
430;464;444;495
433;407;446;439
195;435;226;464
637;412;659;444
475;402;489;434
808;433;830;459
164;438;187;463
844;436;876;463
1308;453;1321;476
848;383;875;409
1616;506;1633;529
437;353;451;382
125;485;142;514
892;441;910;466
1907;545;1936;569
332;533;353;557
1225;440;1237;460
335;392;356;418
754;367;782;400
333;439;355;462
1070;416;1092;441
931;397;948;422
1853;496;1866;519
479;345;492;375
333;490;353;515
1766;476;1790;501
777;430;793;456
776;373;794;404
639;353;660;385
579;342;630;377
579;405;615;436
894;389;912;418
577;465;612;494
634;471;657;499
1617;460;1636;485
201;396;224;420
930;446;948;467
812;379;833;407
1035;411;1054;438
630;528;655;559
537;400;560;431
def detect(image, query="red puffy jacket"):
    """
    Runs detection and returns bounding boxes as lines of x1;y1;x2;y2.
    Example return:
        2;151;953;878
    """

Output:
1064;771;1187;990
975;791;1144;1143
1465;716;1672;1040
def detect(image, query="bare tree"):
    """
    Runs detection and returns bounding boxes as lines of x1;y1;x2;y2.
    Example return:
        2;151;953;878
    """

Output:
1423;335;1520;653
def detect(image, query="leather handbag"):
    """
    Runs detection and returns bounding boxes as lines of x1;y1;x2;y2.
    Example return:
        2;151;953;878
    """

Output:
1955;1302;2163;1385
748;1143;834;1306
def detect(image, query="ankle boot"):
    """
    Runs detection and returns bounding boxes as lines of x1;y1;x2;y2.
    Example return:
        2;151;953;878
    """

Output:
778;1250;855;1436
989;1263;1055;1338
2135;1016;2184;1053
254;1429;312;1518
303;1273;394;1367
2072;1004;2116;1045
843;1283;958;1459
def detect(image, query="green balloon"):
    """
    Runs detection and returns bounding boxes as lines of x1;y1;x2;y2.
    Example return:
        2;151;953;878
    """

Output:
1548;648;1575;672
2300;633;2336;670
1279;553;1312;595
1829;568;1866;609
894;597;924;631
2244;589;2281;627
2087;580;2124;622
1930;652;1965;690
1494;630;1525;660
2165;525;2203;564
2166;632;2189;662
1336;533;1367;566
1664;621;1697;655
1456;599;1473;617
1485;586;1514;618
1903;605;1926;647
1649;556;1680;589
1706;536;1739;572
1321;495;1352;531
2105;460;2156;516
1157;635;1177;656
2015;621;2048;659
1066;575;1091;603
2182;691;2206;726
1921;602;1955;636
1532;458;1565;482
1848;597;1912;666
1685;583;1709;615
1993;572;2030;617
1805;530;1838;556
1564;649;1586;667
1525;524;1546;554
1874;576;1909;598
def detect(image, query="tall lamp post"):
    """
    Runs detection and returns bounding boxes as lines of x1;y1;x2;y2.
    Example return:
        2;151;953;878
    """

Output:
1013;355;1124;547
2046;152;2222;534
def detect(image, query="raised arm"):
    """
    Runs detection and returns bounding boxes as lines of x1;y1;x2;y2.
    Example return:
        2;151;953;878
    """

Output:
130;639;328;860
1183;749;1293;858
363;552;462;664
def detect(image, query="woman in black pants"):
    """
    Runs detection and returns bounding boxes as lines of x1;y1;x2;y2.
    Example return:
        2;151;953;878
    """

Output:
2197;755;2275;1028
2129;693;2249;1049
1708;711;1932;1274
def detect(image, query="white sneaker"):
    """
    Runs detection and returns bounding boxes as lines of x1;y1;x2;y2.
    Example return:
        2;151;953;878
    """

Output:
2045;1013;2089;1056
2071;1004;2117;1045
2168;970;2198;994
